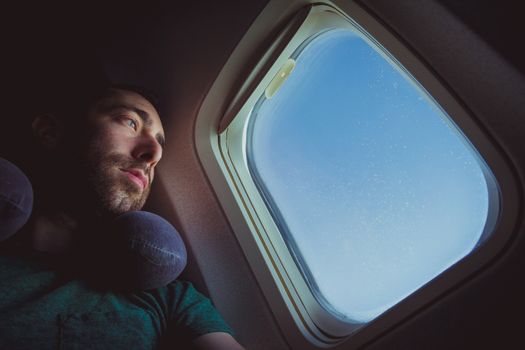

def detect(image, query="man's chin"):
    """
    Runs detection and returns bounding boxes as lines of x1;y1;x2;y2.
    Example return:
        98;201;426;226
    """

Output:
88;167;150;217
95;187;147;218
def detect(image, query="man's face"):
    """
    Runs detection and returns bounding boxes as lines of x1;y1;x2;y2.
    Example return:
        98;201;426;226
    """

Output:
78;88;165;217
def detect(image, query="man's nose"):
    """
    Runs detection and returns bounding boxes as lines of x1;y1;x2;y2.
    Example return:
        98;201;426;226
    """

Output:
132;134;163;166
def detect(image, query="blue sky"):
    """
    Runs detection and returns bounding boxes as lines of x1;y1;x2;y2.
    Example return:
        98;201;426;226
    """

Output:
248;29;492;323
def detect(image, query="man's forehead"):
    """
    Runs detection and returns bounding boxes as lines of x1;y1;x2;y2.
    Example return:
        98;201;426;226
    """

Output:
104;89;159;115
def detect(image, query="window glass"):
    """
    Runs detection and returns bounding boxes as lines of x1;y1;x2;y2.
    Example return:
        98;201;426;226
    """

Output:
247;29;496;323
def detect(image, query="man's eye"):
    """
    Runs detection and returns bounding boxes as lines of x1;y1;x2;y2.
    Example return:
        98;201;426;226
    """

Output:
124;118;138;130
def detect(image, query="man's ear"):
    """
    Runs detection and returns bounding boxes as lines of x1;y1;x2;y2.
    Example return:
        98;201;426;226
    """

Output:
32;114;63;149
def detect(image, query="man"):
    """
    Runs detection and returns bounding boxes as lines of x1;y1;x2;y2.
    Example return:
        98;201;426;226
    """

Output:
0;84;245;349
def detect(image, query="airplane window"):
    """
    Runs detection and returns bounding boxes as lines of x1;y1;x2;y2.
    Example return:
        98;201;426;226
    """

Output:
246;29;498;323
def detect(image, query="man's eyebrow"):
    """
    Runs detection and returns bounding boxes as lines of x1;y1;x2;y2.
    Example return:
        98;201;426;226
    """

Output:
104;103;165;148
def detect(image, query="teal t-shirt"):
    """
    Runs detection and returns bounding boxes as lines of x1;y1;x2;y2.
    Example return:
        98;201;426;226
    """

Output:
0;251;233;349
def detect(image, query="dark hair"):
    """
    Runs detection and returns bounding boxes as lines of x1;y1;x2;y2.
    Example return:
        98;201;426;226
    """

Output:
40;85;162;135
29;58;161;125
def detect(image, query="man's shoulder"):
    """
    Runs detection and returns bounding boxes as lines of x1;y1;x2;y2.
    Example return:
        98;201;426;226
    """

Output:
130;279;203;310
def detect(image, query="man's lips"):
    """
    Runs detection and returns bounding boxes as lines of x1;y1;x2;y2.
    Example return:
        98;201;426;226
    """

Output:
120;168;148;189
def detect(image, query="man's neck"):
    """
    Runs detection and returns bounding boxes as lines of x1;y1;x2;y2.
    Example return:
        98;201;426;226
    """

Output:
29;209;79;253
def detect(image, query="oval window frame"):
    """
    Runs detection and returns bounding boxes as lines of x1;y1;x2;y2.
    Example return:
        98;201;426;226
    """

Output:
194;1;520;348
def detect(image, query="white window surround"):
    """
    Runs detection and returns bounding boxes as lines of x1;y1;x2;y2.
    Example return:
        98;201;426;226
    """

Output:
194;1;519;349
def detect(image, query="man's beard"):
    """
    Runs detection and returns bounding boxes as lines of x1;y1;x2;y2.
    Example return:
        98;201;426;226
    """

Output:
80;146;151;218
